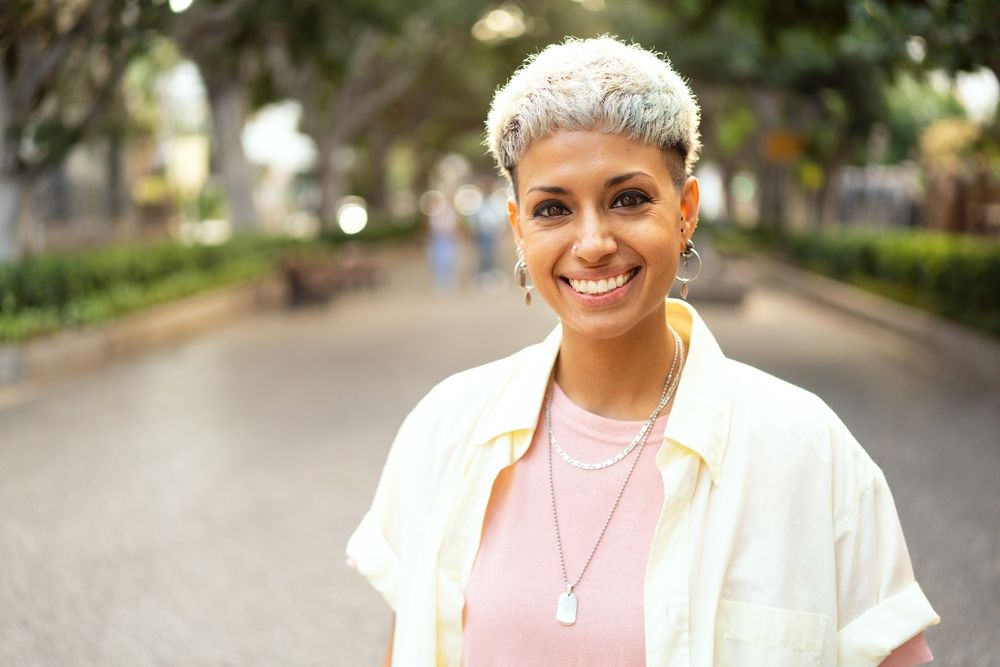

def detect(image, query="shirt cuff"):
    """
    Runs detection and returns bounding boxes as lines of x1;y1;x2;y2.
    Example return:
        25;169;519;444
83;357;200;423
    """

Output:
345;511;401;611
838;581;940;667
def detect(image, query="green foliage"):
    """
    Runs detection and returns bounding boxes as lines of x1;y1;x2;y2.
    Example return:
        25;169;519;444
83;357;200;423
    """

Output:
122;37;185;139
0;235;307;343
713;224;1000;337
321;215;420;245
883;72;966;162
196;180;229;220
861;0;1000;78
2;0;172;177
715;104;757;158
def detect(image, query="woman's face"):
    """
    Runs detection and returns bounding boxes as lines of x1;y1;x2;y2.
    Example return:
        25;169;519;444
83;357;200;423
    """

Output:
508;130;699;341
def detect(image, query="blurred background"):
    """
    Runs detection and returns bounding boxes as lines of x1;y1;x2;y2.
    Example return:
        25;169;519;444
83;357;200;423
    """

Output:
0;1;998;665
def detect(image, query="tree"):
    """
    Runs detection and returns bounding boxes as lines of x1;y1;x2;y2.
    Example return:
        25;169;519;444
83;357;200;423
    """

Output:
0;0;168;262
862;0;1000;80
171;0;265;233
265;21;431;224
259;0;495;225
611;1;910;226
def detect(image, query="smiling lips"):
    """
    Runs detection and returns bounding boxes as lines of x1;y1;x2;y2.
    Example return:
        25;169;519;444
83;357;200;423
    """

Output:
566;268;639;296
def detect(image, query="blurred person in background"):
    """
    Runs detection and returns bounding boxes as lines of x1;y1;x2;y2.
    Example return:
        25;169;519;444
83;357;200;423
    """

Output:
423;189;460;292
468;178;507;294
348;37;939;666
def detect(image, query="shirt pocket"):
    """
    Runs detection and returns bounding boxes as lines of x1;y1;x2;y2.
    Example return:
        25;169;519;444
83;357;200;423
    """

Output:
714;599;828;667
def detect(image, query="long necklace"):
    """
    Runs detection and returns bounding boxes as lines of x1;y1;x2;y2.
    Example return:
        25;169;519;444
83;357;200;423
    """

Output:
546;333;686;626
548;326;683;471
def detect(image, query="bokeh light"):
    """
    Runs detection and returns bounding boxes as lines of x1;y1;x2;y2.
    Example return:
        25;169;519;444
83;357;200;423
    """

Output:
453;185;484;216
337;196;368;235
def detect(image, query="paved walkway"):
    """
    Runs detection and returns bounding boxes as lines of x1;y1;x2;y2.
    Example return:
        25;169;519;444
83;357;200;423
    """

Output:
0;243;997;665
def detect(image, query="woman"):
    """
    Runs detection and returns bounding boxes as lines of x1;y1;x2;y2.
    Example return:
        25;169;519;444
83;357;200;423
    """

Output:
347;36;940;666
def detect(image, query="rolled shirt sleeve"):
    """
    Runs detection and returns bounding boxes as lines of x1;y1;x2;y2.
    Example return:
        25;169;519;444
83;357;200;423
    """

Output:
835;466;940;667
346;402;430;612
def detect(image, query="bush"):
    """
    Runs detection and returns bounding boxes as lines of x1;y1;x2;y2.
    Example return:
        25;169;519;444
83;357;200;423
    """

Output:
0;235;310;343
710;223;1000;338
320;215;421;245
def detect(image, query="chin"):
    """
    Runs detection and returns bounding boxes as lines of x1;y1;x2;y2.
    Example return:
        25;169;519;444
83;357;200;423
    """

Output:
563;320;634;341
560;304;667;342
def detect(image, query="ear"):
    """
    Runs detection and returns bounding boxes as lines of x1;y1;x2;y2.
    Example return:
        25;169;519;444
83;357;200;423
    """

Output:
507;198;523;243
679;176;701;248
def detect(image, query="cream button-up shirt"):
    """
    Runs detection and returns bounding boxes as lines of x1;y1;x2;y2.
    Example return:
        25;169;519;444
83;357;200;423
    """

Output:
346;299;939;666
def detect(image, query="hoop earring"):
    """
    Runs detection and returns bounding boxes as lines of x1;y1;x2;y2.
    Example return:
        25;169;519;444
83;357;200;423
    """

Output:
514;246;534;306
675;239;702;300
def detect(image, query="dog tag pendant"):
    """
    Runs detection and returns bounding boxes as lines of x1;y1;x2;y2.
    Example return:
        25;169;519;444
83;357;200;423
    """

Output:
556;591;578;625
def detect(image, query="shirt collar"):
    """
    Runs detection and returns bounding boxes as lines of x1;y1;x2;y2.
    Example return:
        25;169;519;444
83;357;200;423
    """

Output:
469;299;735;485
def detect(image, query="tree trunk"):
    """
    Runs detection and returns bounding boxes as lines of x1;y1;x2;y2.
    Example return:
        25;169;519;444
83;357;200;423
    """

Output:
818;163;842;227
752;91;783;231
315;133;348;228
758;165;785;231
106;133;128;236
817;141;851;227
719;159;736;223
320;163;347;227
205;78;257;233
415;151;436;196
366;130;391;217
0;65;23;263
0;173;26;263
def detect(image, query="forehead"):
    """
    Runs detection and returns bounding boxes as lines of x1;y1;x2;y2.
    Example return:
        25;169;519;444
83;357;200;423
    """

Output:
517;131;672;192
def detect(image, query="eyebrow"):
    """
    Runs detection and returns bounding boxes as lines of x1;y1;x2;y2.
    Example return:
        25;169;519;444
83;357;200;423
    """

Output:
525;185;569;196
525;171;652;197
604;171;651;188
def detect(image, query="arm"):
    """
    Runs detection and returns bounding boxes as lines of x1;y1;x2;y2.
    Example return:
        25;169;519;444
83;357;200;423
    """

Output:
877;632;933;666
382;614;395;667
833;459;940;665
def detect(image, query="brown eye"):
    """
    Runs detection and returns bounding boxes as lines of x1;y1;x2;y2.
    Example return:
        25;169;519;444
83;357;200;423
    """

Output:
533;202;569;218
612;191;651;208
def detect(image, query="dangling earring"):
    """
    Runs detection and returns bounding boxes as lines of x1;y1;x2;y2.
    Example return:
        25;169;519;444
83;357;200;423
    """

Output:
514;246;534;306
675;238;702;300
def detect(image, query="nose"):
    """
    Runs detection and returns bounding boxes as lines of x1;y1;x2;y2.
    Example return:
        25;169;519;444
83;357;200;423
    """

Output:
573;208;617;263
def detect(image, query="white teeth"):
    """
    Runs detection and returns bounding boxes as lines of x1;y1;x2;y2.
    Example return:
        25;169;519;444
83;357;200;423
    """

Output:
569;269;635;296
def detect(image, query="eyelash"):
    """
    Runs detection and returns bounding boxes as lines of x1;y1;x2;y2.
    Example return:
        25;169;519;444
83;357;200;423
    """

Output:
612;190;652;209
532;201;569;218
531;190;652;219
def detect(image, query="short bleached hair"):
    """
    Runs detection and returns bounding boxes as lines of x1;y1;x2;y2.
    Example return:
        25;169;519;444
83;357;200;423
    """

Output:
485;36;701;190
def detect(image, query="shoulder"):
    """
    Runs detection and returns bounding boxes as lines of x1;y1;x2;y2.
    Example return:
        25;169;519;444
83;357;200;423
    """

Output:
726;359;862;447
723;359;878;509
727;359;832;433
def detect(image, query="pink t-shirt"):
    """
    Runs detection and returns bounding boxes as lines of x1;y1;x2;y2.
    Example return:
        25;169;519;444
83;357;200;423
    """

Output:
461;382;932;666
463;382;667;665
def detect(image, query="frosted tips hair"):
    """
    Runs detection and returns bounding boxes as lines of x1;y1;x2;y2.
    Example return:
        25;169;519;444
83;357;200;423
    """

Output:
485;36;701;184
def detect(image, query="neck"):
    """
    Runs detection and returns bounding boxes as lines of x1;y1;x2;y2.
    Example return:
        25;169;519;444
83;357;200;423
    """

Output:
555;303;681;421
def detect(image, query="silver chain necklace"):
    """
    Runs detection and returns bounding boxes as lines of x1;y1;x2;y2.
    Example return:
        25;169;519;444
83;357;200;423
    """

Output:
548;326;683;471
546;332;686;626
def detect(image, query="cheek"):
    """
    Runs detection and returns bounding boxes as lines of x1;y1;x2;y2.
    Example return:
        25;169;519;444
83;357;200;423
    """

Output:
655;253;680;283
522;244;557;281
638;237;682;289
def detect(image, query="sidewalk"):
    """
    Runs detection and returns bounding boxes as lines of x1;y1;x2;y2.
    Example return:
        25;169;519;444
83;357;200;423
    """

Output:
749;255;1000;388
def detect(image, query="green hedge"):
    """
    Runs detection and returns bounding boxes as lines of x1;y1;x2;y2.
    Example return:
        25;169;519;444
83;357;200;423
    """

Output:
0;235;308;343
712;224;1000;338
320;215;421;245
